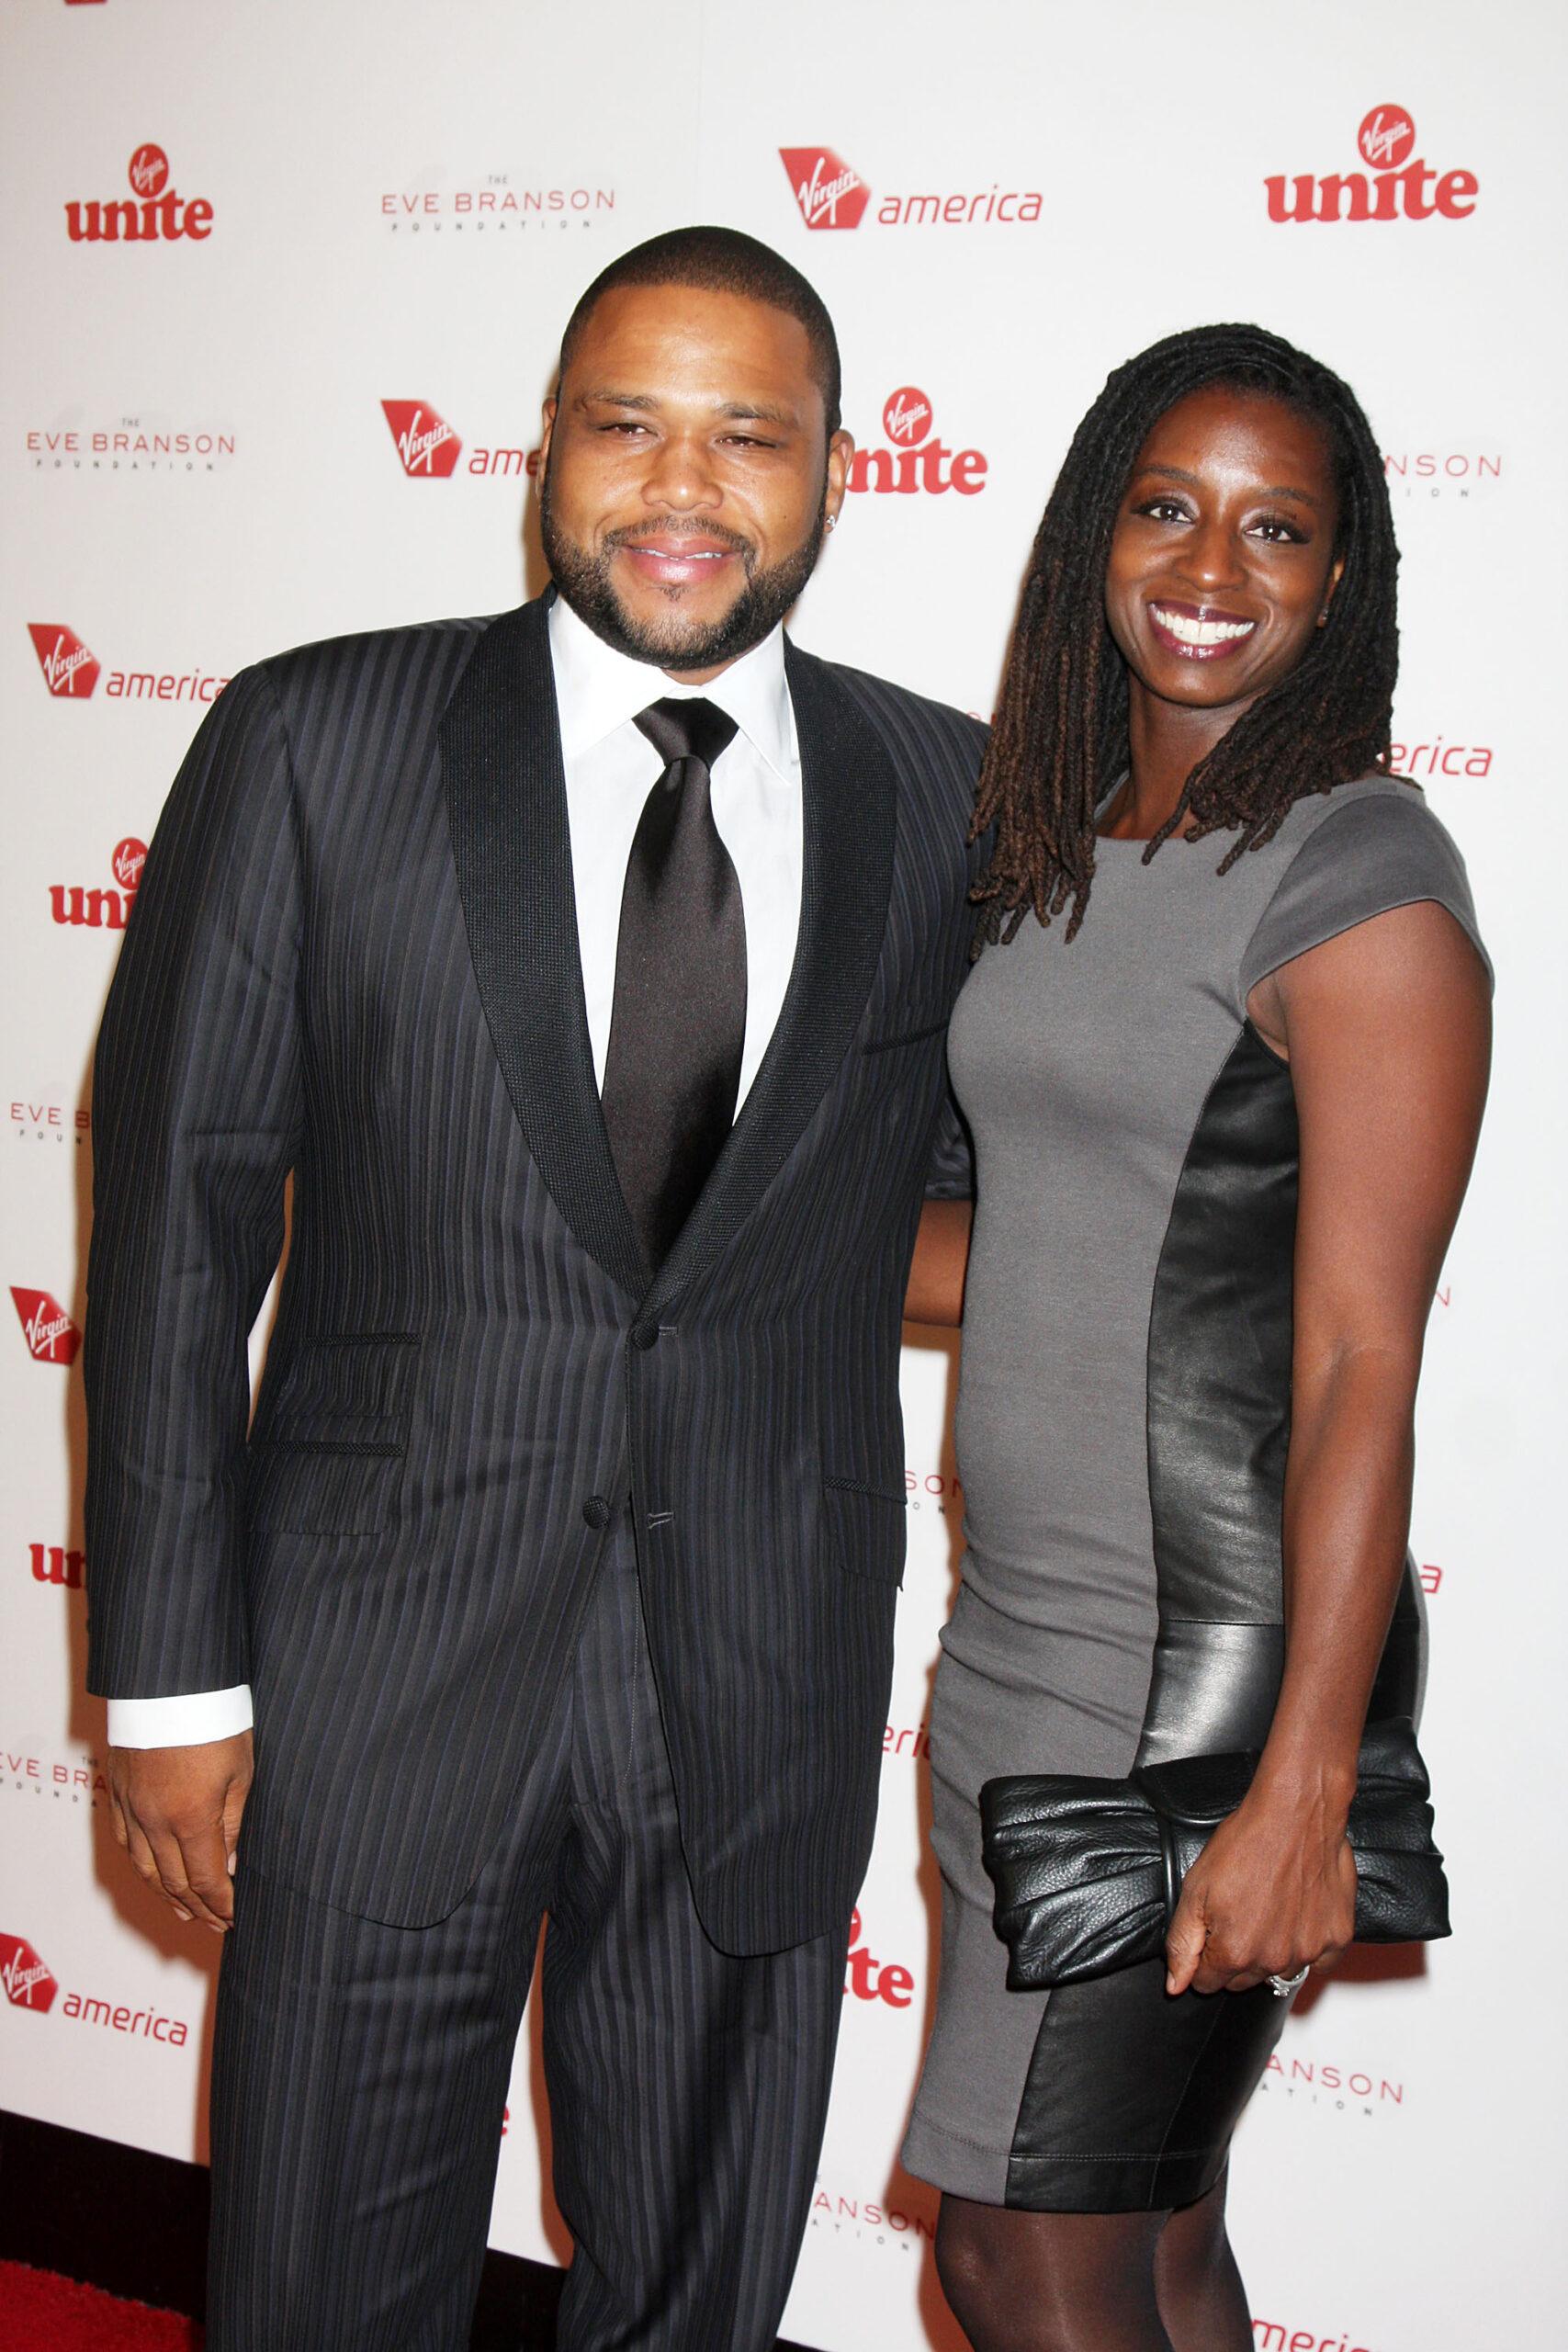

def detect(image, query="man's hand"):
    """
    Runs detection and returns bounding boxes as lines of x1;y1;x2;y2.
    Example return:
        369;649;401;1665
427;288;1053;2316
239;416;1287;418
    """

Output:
107;1732;254;1932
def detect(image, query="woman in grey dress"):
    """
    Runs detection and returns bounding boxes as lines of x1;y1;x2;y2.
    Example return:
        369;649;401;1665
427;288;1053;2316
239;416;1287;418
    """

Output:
900;325;1491;2350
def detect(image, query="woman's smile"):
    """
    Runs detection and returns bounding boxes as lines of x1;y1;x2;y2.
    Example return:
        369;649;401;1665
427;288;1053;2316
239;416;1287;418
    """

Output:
1146;600;1258;659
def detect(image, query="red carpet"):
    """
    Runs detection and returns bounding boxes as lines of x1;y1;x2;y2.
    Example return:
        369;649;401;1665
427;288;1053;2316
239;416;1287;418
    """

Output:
0;2263;201;2349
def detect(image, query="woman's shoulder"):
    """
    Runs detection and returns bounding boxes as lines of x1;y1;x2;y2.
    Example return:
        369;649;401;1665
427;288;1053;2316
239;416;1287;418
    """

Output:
1237;774;1489;1001
1273;769;1454;848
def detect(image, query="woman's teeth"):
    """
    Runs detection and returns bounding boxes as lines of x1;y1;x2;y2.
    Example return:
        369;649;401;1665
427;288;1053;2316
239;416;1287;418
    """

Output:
1151;605;1257;648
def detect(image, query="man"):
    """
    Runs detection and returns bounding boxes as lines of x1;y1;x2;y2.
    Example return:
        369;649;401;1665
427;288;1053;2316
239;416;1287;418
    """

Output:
86;227;983;2350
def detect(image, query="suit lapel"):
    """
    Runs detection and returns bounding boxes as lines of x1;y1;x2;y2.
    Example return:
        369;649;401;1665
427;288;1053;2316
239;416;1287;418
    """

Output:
440;599;649;1298
640;639;897;1318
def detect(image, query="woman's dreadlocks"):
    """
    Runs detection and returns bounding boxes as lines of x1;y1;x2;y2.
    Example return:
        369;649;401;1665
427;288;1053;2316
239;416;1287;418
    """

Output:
971;322;1401;949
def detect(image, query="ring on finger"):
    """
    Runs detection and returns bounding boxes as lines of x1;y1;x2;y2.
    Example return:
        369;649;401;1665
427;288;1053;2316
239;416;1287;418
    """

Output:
1268;1965;1310;1998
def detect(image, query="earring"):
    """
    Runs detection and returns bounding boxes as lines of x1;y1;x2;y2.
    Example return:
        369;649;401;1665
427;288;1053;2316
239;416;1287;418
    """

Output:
827;514;838;531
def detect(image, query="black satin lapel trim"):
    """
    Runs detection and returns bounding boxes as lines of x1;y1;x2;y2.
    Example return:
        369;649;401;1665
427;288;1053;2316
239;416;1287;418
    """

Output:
641;641;897;1317
439;600;649;1297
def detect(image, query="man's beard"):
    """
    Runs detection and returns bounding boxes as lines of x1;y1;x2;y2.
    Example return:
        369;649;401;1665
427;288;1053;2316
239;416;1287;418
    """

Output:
539;468;827;671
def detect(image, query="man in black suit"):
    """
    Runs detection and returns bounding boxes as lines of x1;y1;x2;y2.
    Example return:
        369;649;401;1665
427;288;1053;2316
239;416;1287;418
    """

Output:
86;227;983;2350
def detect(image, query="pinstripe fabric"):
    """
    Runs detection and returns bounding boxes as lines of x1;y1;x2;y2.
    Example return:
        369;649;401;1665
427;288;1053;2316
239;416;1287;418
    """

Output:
207;1530;844;2351
85;594;987;1948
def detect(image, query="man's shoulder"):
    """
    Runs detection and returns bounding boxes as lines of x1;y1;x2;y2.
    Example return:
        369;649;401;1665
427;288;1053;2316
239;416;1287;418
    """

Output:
254;609;502;715
806;649;988;770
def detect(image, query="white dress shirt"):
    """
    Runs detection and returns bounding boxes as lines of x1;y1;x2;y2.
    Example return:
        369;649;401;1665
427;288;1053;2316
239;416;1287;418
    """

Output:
107;595;805;1748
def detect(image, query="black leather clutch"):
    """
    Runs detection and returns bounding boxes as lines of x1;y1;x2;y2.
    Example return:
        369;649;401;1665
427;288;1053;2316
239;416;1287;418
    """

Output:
979;1715;1450;1992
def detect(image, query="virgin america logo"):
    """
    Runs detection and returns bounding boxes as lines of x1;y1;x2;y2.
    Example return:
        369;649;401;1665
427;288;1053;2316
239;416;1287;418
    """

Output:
779;146;871;231
1266;105;1478;222
65;145;215;243
28;625;99;698
0;1933;59;2012
9;1290;81;1366
381;401;463;478
780;143;1042;230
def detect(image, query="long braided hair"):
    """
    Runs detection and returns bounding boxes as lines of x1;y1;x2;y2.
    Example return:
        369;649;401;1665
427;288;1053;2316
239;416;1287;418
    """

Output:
971;322;1400;949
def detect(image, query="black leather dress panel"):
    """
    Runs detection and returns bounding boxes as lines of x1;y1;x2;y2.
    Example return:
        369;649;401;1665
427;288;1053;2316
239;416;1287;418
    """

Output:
1145;1023;1298;1627
1007;1957;1285;2212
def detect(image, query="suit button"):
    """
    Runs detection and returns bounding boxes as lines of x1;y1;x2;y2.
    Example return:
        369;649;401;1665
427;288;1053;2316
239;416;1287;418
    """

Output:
582;1495;612;1531
630;1320;660;1351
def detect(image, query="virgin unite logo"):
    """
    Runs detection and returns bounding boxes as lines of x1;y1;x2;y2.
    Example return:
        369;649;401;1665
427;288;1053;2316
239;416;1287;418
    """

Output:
30;1545;85;1590
28;624;99;698
65;144;215;243
9;1289;81;1366
1266;106;1478;222
847;388;987;496
49;838;145;933
844;1907;915;2007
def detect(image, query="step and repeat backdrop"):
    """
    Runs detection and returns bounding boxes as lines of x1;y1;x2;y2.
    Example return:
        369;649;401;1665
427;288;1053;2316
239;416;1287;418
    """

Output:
3;4;1562;2346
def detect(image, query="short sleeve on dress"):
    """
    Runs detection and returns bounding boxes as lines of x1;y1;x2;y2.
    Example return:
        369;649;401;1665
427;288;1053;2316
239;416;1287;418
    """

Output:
1237;786;1492;1006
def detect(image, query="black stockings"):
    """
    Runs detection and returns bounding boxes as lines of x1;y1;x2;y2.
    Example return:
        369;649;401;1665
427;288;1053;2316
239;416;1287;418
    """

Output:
933;2175;1252;2352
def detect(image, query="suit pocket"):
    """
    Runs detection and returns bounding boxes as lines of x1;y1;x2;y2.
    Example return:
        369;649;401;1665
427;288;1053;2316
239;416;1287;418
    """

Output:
823;1476;908;1587
248;1334;416;1537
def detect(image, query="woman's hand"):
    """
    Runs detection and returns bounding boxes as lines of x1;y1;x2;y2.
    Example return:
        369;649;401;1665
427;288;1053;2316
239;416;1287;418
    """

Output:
1163;1782;1357;1996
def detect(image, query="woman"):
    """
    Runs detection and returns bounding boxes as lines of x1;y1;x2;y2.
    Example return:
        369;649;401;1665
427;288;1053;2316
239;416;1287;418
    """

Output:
899;324;1491;2352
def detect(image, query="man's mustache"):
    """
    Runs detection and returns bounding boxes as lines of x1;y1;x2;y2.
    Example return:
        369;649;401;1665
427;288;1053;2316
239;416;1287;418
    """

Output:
601;520;756;561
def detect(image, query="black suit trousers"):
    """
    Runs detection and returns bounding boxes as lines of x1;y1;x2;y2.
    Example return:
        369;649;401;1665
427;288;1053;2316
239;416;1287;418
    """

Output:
207;1528;846;2352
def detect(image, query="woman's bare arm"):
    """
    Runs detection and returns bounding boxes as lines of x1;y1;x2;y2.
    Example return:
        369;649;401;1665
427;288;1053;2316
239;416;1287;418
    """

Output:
1167;898;1490;1996
904;1199;974;1328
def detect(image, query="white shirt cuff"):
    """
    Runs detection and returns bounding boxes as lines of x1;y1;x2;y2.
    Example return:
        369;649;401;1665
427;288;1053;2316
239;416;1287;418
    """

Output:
107;1685;254;1748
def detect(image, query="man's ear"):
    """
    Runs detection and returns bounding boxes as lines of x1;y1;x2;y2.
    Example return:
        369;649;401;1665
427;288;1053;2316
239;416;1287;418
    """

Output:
825;427;855;526
537;394;558;473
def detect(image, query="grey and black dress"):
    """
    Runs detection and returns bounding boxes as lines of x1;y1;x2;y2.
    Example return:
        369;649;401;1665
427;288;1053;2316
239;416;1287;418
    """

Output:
901;775;1487;2214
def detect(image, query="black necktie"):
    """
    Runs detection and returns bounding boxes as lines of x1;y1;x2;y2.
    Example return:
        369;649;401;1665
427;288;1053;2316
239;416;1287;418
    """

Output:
601;696;746;1272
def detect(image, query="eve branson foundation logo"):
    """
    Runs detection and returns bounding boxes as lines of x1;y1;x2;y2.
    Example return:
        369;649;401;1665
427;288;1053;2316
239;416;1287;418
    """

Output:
64;144;214;243
1266;106;1478;222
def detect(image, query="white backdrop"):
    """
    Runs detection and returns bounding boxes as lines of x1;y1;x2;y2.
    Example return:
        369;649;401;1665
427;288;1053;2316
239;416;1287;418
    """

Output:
4;6;1564;2346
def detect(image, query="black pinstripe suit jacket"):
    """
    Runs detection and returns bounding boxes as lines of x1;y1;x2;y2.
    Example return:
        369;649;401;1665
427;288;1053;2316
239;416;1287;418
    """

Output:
85;595;985;1950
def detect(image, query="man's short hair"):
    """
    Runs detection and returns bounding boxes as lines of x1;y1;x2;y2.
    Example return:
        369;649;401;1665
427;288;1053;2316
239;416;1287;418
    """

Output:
558;225;842;436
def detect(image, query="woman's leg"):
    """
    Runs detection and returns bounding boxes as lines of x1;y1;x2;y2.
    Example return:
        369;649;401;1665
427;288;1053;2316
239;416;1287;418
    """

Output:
934;2194;1174;2352
1152;2173;1253;2352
